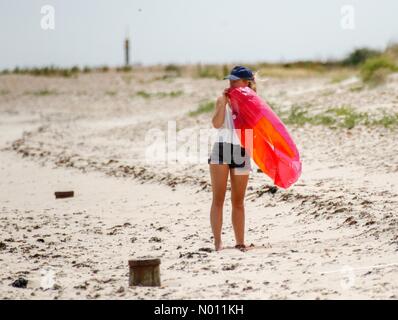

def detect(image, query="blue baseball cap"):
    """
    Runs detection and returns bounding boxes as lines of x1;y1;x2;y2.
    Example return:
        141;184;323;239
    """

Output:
223;65;254;80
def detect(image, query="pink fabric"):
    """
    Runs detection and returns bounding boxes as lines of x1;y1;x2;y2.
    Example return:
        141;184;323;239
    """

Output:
226;86;302;189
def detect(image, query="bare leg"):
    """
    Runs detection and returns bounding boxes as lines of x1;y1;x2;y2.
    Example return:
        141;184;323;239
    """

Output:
209;163;229;251
230;168;249;247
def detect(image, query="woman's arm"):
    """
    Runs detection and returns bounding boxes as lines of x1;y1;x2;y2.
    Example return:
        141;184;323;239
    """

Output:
211;89;229;128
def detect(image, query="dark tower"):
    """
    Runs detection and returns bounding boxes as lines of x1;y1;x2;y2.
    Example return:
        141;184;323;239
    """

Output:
124;38;130;66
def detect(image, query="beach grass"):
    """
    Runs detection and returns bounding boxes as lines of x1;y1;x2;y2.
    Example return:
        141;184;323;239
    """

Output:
0;65;135;78
27;89;59;96
8;66;80;78
189;100;214;116
105;90;118;96
116;66;132;72
349;84;364;92
282;105;398;129
164;64;182;77
360;56;398;86
135;90;183;99
194;64;229;80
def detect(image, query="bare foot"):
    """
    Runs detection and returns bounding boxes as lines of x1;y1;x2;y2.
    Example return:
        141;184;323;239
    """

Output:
214;240;223;251
234;243;255;252
234;244;247;252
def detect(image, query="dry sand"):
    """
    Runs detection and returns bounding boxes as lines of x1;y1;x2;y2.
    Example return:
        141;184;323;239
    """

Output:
0;70;397;299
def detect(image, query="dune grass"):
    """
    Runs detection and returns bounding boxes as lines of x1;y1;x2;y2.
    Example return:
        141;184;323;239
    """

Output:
9;66;80;78
192;64;230;80
105;90;117;96
164;64;182;77
136;90;151;99
189;100;214;116
360;56;398;86
155;90;184;98
116;66;132;72
349;84;364;92
135;90;183;99
342;48;382;66
281;105;398;129
0;65;134;78
371;112;398;128
27;89;59;96
197;65;223;79
187;100;397;129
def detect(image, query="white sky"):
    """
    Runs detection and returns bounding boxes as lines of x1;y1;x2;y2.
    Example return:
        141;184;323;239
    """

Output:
1;0;398;69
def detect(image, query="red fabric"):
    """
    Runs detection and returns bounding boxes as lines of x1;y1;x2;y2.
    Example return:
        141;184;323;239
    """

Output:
226;86;301;189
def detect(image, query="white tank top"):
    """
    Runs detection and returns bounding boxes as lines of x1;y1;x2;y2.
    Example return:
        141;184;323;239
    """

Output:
215;104;241;145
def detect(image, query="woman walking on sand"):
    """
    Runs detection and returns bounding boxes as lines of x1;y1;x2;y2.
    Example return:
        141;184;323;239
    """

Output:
208;66;256;251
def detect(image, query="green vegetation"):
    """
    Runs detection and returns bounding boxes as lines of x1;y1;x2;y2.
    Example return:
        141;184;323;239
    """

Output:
105;90;117;96
1;44;397;93
196;64;225;79
0;65;135;77
7;66;80;77
330;74;348;84
28;89;59;96
187;100;398;129
0;89;10;96
163;90;183;97
222;64;229;78
349;84;364;92
164;64;182;77
116;65;132;72
371;111;398;128
135;90;183;99
360;56;398;85
136;90;151;99
189;100;214;116
329;69;357;84
342;48;381;66
281;61;334;72
281;105;398;129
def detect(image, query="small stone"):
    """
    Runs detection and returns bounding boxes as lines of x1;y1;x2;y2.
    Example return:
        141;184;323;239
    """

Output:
149;237;161;243
53;284;62;290
11;277;28;288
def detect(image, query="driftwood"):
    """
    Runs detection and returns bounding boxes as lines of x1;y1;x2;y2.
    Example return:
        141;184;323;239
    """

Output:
54;191;74;199
128;258;161;287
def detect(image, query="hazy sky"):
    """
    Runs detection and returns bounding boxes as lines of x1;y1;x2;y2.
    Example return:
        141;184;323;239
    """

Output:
1;0;398;69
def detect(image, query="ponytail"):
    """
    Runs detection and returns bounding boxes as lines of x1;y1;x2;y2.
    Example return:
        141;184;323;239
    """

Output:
248;79;257;92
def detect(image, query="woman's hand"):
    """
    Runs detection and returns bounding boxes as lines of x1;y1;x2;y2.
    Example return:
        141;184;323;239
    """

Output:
219;88;230;106
211;90;229;129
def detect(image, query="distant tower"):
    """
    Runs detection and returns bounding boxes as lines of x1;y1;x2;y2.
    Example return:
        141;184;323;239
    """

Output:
124;26;130;66
124;38;130;66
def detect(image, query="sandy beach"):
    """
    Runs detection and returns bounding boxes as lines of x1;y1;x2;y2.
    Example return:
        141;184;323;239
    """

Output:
0;69;397;299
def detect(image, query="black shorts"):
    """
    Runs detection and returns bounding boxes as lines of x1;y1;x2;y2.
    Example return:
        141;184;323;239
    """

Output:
207;142;251;170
